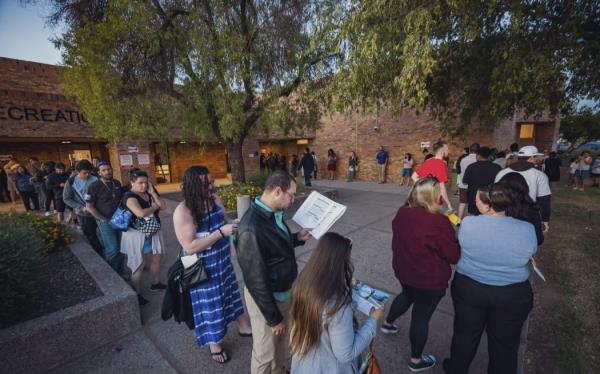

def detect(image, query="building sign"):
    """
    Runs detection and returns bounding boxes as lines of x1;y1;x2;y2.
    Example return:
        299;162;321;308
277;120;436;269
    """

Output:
137;153;150;165
0;106;88;123
119;154;134;167
127;146;139;153
420;141;430;149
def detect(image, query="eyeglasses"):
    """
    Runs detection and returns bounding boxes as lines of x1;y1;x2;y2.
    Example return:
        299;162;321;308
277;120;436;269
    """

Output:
417;174;439;186
283;190;296;200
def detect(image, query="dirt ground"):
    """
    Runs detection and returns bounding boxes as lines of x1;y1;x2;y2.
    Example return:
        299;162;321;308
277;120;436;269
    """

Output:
524;184;600;374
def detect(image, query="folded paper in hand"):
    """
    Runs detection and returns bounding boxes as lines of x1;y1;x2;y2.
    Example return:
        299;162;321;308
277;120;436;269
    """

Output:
351;280;390;316
292;191;347;239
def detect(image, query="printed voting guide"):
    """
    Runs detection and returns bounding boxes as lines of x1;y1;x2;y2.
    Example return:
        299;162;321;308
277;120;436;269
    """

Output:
292;191;347;239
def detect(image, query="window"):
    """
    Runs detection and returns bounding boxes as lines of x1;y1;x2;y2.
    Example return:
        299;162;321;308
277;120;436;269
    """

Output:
519;123;535;139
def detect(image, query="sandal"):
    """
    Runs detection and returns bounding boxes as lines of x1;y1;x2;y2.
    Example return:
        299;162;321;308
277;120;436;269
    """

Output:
210;349;230;364
238;331;252;337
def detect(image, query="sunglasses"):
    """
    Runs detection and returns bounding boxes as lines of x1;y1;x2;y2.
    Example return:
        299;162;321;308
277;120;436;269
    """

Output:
417;174;439;186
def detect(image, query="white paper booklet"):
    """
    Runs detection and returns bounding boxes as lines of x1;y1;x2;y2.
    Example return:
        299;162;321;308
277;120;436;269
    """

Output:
292;191;347;239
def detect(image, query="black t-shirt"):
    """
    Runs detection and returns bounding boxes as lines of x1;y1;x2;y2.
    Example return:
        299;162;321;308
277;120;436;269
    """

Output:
122;191;161;222
463;161;502;215
87;179;123;219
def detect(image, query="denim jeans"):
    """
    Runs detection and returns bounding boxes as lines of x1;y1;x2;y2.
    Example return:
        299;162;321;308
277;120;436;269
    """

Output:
96;220;122;273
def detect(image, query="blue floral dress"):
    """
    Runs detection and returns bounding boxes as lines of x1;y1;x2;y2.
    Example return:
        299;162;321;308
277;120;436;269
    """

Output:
182;204;244;346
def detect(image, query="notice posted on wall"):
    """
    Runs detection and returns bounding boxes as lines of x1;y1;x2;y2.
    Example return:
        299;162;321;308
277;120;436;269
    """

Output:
292;191;346;240
119;154;134;167
137;153;150;165
351;280;390;316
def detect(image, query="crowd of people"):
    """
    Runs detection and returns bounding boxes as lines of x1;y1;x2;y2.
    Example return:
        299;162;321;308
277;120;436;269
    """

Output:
0;138;594;373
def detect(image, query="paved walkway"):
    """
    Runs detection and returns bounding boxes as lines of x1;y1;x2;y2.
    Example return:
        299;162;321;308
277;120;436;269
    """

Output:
45;179;496;374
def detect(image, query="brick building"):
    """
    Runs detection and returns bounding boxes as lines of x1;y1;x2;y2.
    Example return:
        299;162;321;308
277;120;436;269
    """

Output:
1;57;559;184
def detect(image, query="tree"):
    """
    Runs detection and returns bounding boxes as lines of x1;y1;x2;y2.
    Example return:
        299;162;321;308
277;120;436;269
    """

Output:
46;0;344;181
561;107;600;145
331;1;600;136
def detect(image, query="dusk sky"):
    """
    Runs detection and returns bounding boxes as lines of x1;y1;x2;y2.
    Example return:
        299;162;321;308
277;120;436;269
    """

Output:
0;1;64;65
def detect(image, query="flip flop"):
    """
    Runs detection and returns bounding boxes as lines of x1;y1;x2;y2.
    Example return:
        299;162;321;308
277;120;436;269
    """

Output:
238;332;252;337
210;349;230;364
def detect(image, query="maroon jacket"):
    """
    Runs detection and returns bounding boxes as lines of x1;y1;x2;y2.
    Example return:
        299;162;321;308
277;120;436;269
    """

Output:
391;206;460;290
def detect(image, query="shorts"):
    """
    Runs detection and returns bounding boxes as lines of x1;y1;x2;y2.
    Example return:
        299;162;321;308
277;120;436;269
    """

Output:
142;236;153;254
459;188;468;204
575;170;590;179
327;163;336;171
402;168;413;177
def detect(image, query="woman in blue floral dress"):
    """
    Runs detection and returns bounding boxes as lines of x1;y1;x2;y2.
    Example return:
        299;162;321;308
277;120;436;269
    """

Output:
173;166;252;364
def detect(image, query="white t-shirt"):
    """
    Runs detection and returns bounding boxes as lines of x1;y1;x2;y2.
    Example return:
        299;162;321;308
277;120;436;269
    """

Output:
570;162;578;174
578;156;592;171
458;154;477;188
495;167;551;200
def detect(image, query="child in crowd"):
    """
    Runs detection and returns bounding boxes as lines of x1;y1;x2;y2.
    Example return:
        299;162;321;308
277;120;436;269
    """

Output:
568;157;578;186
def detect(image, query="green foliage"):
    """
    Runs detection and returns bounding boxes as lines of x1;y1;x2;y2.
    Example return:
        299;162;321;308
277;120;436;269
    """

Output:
561;107;600;144
51;0;345;181
10;211;75;254
0;214;46;323
331;1;599;134
216;183;263;211
246;171;269;189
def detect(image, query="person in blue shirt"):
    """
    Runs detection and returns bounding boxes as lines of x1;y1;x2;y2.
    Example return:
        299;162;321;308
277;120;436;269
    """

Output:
444;182;537;374
375;146;389;183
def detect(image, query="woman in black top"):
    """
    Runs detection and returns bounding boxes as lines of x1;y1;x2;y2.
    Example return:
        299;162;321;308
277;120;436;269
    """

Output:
544;151;561;184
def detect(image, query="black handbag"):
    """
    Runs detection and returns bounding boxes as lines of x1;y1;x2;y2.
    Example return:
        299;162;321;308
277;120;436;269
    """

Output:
181;256;209;289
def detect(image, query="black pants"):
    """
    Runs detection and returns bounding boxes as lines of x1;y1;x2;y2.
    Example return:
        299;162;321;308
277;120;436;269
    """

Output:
304;170;312;186
445;273;533;374
44;189;55;211
386;283;445;359
20;191;40;211
78;215;104;256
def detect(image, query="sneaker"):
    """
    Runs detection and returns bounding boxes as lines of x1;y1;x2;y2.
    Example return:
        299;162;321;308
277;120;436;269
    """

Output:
137;294;150;306
408;354;437;372
380;322;399;334
150;282;167;291
44;211;53;217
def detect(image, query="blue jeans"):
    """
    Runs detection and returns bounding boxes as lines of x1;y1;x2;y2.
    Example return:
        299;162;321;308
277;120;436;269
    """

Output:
96;220;122;273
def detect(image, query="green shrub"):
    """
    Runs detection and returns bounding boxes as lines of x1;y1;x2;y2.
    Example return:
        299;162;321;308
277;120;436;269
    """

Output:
216;183;263;210
246;171;269;188
0;214;46;322
9;210;74;253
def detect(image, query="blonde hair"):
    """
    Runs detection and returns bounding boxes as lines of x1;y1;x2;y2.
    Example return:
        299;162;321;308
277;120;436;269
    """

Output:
406;177;441;213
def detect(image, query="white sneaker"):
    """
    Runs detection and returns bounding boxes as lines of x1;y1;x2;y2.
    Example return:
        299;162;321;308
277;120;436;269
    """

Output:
44;212;53;217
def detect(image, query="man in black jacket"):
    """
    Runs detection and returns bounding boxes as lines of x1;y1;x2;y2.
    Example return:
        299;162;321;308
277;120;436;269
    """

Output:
237;171;311;374
300;147;315;186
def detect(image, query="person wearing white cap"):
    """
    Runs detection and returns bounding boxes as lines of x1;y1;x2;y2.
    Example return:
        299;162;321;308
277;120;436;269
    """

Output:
495;145;551;232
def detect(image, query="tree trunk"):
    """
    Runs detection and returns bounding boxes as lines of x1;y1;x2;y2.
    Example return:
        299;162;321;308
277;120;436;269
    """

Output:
227;141;246;182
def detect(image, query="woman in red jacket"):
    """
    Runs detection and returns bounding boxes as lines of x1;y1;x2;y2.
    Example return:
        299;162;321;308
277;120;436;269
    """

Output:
381;176;460;372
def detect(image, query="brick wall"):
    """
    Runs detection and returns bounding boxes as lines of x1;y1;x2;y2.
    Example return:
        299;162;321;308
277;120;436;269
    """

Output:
167;142;228;182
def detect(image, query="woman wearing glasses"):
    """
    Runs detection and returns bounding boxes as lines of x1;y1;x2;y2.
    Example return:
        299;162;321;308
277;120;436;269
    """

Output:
443;183;537;374
381;176;460;372
290;232;384;373
172;166;252;364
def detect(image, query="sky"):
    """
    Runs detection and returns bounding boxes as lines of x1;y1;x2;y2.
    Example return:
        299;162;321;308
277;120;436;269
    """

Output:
0;0;64;65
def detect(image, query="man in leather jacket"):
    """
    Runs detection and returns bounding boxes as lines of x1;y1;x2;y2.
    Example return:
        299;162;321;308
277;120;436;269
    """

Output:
237;171;311;374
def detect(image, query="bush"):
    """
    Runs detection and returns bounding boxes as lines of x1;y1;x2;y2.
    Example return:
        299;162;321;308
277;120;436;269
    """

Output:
0;214;46;322
246;171;269;188
216;183;263;211
9;211;74;253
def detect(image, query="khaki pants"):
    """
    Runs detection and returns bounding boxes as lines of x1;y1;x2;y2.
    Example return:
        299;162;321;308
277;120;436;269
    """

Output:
244;287;290;374
378;164;386;183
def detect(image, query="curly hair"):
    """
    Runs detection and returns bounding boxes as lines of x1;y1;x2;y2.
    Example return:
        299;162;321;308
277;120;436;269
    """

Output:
182;166;215;227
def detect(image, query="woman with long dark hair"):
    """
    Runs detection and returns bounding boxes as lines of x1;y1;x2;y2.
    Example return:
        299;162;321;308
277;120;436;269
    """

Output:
400;153;414;186
290;232;384;373
172;166;251;364
327;148;337;180
382;176;460;372
499;172;544;245
444;183;537;374
120;170;167;305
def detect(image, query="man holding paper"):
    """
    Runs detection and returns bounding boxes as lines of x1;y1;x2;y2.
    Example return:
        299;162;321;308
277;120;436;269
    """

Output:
237;171;311;374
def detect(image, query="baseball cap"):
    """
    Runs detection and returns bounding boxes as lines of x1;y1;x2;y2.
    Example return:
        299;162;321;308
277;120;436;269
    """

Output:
517;146;543;157
55;162;66;169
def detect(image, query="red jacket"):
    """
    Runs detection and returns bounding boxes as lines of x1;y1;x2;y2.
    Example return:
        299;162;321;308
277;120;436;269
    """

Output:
391;206;460;289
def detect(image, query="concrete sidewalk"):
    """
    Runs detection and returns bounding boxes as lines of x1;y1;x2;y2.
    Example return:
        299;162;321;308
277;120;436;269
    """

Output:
44;180;494;374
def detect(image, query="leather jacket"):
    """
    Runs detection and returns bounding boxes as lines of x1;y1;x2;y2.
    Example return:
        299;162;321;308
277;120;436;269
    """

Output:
236;203;305;326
